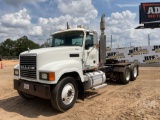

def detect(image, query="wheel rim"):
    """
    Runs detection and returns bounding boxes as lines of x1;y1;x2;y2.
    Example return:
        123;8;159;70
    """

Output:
133;67;137;77
61;83;75;105
126;69;130;81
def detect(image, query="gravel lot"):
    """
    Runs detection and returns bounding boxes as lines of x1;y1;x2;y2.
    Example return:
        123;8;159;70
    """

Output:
0;60;160;120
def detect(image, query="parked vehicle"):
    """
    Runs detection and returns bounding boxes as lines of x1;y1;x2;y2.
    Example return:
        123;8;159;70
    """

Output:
14;14;139;112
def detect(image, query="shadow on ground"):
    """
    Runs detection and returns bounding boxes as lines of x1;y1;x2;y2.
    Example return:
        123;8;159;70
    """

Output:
0;96;60;118
0;81;130;118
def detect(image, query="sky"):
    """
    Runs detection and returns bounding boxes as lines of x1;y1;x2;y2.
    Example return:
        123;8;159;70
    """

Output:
0;0;160;48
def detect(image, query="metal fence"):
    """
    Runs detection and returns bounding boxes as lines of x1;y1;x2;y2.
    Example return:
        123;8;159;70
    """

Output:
1;56;19;60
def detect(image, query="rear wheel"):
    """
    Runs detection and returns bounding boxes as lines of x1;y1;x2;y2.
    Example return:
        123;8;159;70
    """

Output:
120;67;130;84
18;91;35;99
130;64;138;81
114;73;121;83
51;77;78;112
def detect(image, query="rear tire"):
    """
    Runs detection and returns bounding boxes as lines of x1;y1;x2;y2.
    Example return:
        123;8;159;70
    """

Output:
18;91;35;99
114;73;121;83
51;77;78;112
130;64;138;81
120;67;130;84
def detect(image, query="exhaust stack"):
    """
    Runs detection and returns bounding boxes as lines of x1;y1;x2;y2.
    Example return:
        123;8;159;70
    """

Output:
100;14;106;35
67;22;70;29
99;14;106;66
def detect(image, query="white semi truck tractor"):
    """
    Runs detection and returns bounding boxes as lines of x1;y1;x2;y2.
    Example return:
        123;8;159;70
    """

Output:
14;14;139;112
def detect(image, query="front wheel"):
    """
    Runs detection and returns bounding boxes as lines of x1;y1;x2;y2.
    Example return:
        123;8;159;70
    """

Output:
51;77;78;112
120;67;131;84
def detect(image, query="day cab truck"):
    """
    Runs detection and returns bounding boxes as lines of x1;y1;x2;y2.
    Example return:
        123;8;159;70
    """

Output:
14;14;139;112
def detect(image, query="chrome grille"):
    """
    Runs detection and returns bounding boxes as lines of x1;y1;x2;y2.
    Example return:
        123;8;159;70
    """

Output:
20;55;37;79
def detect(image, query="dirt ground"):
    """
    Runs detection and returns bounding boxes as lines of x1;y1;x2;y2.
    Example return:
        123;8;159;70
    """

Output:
0;60;160;120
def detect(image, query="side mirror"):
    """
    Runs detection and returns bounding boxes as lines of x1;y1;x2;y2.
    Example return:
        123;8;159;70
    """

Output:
46;38;52;47
93;33;98;45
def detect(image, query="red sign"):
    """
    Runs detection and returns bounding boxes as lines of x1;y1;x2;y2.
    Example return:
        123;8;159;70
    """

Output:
140;2;160;23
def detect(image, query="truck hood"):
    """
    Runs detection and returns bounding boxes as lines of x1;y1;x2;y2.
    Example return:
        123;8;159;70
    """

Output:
20;46;82;69
21;46;82;55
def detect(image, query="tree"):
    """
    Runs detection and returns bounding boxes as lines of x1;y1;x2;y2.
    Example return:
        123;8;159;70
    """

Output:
15;36;40;56
0;38;16;56
0;36;41;56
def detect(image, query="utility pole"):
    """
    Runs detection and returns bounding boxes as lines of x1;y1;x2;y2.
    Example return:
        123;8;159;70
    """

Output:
111;35;112;48
148;34;150;46
129;42;133;47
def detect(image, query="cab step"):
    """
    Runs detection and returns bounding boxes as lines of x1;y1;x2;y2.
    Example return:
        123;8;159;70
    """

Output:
92;83;107;90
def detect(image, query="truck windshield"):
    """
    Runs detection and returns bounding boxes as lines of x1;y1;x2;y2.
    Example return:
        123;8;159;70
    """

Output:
52;31;84;47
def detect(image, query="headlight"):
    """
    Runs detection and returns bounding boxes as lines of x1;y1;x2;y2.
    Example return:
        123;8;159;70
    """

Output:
41;73;48;80
14;69;19;76
40;72;55;81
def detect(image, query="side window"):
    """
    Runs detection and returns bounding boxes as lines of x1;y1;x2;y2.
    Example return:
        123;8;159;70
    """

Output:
85;35;93;49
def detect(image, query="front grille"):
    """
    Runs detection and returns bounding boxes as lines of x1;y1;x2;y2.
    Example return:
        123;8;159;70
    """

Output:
20;55;37;79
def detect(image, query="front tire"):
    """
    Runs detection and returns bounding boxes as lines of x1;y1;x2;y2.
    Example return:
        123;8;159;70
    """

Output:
51;77;78;112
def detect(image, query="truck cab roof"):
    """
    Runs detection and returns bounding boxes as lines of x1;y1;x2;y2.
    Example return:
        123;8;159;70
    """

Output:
51;28;87;36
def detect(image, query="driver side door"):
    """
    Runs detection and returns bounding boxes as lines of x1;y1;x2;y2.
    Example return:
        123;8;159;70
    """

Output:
84;34;98;70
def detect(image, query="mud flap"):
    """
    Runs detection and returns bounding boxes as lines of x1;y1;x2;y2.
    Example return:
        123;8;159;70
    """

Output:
78;91;85;101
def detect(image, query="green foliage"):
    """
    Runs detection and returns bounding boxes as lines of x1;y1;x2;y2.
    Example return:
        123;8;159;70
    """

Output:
15;36;40;56
0;38;16;56
0;36;41;56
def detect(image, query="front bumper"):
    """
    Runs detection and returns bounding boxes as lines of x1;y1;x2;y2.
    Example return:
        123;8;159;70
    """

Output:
14;79;51;99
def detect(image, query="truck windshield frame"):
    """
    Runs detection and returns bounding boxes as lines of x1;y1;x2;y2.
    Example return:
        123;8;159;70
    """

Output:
51;31;84;47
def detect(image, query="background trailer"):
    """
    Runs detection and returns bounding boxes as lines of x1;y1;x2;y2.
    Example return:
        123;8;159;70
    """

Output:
106;45;160;66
